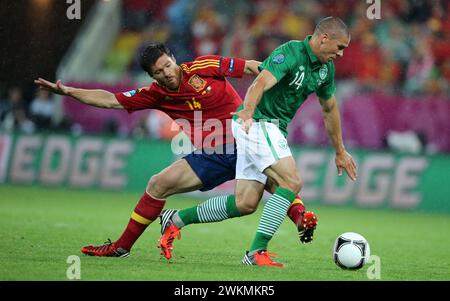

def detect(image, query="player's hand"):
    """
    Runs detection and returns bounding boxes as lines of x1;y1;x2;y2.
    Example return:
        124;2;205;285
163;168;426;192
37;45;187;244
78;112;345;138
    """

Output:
230;109;253;134
335;150;357;181
34;78;69;96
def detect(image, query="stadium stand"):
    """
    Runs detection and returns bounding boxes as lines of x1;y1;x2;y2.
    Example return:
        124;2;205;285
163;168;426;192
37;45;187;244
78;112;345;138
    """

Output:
1;0;449;153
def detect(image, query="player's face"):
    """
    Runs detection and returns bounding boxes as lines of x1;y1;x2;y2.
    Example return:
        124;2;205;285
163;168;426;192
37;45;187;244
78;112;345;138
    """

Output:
318;33;350;63
150;54;180;90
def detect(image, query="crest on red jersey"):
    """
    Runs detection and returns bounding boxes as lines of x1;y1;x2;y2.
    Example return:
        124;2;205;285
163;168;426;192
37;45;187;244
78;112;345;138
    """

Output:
188;74;206;92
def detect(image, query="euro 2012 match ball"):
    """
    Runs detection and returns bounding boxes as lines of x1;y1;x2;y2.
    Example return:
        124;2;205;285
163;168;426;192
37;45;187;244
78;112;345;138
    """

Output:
332;232;370;270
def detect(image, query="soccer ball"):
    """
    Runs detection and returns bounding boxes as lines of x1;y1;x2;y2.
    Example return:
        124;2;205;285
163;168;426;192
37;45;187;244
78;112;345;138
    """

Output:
332;232;370;270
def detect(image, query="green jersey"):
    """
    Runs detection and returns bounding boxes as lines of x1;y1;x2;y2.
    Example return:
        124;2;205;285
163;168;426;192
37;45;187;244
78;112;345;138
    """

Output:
245;36;336;137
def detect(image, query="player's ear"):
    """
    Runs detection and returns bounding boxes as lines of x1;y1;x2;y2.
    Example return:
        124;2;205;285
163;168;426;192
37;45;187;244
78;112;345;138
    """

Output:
321;33;329;44
171;55;177;64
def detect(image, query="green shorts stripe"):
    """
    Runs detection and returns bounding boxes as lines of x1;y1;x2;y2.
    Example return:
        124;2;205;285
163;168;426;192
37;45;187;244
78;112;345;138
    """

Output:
260;121;279;161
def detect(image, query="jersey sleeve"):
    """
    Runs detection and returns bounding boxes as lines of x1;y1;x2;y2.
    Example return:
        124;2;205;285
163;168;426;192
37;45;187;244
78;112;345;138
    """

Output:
182;55;246;78
258;41;296;82
114;86;158;113
316;63;336;100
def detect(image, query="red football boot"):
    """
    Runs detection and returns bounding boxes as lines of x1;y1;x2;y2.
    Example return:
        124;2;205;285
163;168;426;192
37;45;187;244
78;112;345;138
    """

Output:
81;239;130;257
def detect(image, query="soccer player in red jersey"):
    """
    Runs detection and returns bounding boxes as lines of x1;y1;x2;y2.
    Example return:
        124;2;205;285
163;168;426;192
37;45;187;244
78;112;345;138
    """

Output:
35;44;315;258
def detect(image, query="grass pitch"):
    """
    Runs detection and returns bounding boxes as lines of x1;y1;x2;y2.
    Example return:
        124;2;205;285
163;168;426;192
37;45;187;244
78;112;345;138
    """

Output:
0;184;449;281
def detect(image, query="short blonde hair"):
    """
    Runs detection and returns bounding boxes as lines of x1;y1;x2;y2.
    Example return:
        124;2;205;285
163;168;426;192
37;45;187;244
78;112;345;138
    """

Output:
313;16;350;39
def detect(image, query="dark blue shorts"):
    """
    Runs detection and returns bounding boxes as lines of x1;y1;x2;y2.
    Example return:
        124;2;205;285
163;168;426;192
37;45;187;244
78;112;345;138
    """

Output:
183;145;237;191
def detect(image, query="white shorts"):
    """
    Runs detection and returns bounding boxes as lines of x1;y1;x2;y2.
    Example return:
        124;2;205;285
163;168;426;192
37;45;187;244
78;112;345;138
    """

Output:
231;120;293;184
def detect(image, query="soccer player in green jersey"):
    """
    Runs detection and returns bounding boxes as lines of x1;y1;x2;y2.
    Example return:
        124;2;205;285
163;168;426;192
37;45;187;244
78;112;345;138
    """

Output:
160;16;357;267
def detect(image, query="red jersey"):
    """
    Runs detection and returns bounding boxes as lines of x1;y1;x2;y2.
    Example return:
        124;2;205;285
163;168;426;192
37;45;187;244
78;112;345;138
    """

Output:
115;55;245;149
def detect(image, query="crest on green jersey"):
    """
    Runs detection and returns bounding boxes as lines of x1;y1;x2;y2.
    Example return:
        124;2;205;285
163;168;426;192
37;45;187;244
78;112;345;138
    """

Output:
272;53;285;64
319;65;328;80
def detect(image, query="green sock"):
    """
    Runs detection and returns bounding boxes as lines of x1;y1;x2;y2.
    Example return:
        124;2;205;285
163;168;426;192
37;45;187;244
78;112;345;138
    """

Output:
249;187;296;252
175;195;241;228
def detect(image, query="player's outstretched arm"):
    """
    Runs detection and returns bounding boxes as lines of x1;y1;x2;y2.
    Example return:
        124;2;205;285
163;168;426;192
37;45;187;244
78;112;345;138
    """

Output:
34;78;124;109
319;95;357;181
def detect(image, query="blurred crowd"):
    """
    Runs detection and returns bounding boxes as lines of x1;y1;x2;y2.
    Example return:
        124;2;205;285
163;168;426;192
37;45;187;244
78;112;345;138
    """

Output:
0;86;73;134
102;0;450;149
1;0;449;153
119;0;450;97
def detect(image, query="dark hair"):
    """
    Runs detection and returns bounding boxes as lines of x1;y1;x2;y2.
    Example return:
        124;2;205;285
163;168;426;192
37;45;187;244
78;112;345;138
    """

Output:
313;16;350;39
140;43;173;75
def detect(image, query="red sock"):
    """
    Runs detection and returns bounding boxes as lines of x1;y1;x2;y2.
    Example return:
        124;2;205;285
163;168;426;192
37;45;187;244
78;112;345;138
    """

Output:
115;192;165;251
287;194;306;225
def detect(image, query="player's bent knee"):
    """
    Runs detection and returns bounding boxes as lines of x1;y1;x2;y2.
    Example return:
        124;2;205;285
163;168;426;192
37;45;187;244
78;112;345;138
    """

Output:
146;174;170;199
237;203;258;215
235;193;260;215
